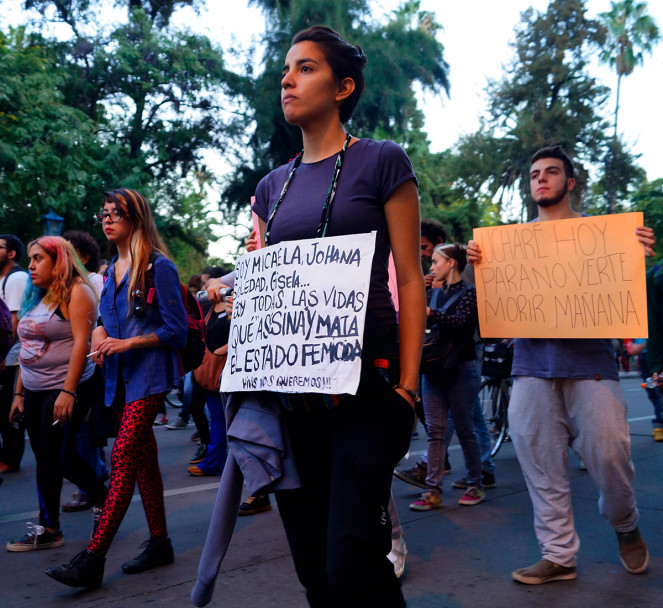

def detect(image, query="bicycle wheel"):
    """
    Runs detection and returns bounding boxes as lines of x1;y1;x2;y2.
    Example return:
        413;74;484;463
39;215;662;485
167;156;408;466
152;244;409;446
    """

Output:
479;377;512;457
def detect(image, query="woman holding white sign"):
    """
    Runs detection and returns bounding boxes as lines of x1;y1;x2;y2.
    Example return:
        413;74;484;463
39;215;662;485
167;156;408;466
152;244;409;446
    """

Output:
210;25;425;608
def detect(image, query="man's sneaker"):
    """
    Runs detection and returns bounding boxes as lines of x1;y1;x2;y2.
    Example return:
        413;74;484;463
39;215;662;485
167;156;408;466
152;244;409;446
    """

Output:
189;444;208;464
62;491;93;512
512;559;577;584
653;428;663;442
153;413;168;426
452;472;497;490
393;464;427;489
617;527;649;574
387;534;407;579
166;417;189;430
409;491;442;511
7;523;63;552
458;486;485;506
238;494;271;516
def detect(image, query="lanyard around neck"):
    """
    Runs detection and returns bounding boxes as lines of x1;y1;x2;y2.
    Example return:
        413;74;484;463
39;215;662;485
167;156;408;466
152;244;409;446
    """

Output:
264;133;352;246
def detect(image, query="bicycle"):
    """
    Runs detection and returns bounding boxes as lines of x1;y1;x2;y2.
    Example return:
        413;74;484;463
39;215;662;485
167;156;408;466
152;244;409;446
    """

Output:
479;341;514;457
478;375;512;457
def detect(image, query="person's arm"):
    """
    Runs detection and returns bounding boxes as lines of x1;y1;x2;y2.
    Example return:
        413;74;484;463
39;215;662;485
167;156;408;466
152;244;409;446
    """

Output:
467;239;482;265
9;367;24;423
52;283;96;424
427;288;477;330
636;225;655;257
646;268;663;384
385;180;426;407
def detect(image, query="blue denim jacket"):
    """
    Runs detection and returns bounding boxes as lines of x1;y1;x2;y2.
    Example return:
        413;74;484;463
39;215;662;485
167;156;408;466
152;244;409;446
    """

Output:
100;254;187;405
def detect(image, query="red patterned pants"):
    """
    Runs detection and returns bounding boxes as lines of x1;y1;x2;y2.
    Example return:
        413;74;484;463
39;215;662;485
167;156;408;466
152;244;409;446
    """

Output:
88;393;167;555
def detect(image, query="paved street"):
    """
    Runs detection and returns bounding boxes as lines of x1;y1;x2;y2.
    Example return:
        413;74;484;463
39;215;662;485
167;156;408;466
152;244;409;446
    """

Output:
1;374;661;608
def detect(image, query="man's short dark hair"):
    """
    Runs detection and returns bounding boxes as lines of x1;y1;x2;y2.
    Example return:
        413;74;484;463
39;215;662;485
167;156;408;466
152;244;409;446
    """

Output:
202;266;231;279
420;219;449;245
63;230;100;272
0;234;25;263
531;146;575;180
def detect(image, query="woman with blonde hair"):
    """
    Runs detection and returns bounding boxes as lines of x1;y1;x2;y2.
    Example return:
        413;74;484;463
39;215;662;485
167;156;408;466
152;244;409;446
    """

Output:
47;188;187;589
6;237;108;551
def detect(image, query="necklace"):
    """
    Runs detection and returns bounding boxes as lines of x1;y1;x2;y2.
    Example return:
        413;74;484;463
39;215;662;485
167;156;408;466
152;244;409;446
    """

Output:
264;133;352;246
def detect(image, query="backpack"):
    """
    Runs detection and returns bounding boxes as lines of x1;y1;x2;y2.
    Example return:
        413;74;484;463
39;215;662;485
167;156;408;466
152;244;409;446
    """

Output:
145;253;206;374
0;298;12;364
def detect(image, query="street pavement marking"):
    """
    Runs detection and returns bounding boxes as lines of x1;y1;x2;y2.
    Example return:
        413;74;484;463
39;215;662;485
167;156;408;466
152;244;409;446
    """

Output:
0;482;220;525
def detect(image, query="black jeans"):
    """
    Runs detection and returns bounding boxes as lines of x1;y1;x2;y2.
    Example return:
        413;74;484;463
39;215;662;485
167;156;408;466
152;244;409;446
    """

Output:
0;365;25;469
23;375;108;530
275;366;413;608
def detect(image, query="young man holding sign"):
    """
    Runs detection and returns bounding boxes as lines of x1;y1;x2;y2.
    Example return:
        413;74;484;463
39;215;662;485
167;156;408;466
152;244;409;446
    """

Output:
468;146;654;584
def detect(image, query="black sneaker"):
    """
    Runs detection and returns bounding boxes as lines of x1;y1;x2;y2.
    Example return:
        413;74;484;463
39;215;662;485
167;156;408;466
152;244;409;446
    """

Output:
393;464;427;489
452;472;497;490
46;549;106;589
238;494;271;516
7;524;63;552
121;537;174;574
189;444;208;464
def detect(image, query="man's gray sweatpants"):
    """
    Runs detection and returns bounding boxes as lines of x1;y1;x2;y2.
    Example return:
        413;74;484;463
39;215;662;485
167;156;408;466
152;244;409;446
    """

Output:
509;376;639;567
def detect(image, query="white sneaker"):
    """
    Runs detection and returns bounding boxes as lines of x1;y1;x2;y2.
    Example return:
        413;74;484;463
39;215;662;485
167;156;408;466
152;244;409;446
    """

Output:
387;534;407;578
166;417;189;430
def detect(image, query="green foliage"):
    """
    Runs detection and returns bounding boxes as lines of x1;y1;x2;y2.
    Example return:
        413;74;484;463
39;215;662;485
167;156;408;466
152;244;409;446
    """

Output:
0;2;235;274
632;178;663;263
483;0;610;220
597;0;659;212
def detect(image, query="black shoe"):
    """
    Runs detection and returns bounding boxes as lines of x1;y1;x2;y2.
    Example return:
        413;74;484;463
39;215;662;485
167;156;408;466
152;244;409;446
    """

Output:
46;550;106;589
452;471;497;490
121;536;174;574
238;494;271;516
393;464;427;489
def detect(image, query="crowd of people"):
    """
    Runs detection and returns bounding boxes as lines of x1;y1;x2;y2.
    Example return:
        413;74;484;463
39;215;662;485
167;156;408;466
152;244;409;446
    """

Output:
0;23;660;608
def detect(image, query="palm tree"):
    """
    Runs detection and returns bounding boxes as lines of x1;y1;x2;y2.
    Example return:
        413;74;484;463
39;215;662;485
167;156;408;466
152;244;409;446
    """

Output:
599;0;660;212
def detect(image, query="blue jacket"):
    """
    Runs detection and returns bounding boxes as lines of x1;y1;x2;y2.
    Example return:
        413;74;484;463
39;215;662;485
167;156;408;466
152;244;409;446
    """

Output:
100;254;187;405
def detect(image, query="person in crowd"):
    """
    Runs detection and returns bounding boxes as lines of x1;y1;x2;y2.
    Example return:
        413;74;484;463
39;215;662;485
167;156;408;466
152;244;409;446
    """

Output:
628;338;663;441
646;259;663;440
60;230;109;512
206;25;425;607
6;237;108;551
0;234;28;475
420;219;448;288
46;188;187;589
468;145;653;583
409;244;484;511
187;280;231;477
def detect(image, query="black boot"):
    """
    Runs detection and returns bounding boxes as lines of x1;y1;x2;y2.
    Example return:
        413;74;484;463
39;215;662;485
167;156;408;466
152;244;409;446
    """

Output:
121;536;174;574
45;549;105;588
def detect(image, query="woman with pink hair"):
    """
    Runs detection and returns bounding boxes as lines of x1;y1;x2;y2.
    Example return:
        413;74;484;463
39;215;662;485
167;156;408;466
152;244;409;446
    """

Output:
6;237;107;551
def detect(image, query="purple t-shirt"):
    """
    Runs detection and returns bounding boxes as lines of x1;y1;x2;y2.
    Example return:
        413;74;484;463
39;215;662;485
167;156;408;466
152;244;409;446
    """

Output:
512;214;619;381
252;138;416;341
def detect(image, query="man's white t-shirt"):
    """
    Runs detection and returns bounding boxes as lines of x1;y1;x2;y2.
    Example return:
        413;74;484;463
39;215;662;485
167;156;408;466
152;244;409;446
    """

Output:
1;268;28;366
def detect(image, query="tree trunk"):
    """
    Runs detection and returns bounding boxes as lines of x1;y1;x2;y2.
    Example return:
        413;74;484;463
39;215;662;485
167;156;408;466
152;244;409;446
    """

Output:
607;74;622;214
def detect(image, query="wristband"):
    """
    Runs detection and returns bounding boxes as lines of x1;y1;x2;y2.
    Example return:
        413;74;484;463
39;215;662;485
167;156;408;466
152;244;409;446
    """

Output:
14;392;24;398
60;388;77;401
393;384;421;404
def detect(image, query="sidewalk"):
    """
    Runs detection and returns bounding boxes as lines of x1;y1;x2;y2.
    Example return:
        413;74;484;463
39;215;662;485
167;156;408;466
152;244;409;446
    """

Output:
0;375;661;607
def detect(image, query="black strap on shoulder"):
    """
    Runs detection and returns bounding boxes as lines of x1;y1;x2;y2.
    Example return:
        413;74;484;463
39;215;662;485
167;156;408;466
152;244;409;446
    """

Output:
1;265;27;296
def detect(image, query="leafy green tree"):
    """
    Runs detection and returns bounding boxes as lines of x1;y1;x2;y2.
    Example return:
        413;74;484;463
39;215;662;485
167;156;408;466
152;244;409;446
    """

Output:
598;0;660;213
1;1;237;271
632;178;663;263
482;0;610;220
0;27;107;242
223;0;449;213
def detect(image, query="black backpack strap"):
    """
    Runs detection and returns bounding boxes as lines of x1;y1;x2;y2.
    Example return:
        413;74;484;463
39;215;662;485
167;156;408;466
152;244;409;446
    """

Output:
1;265;27;298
